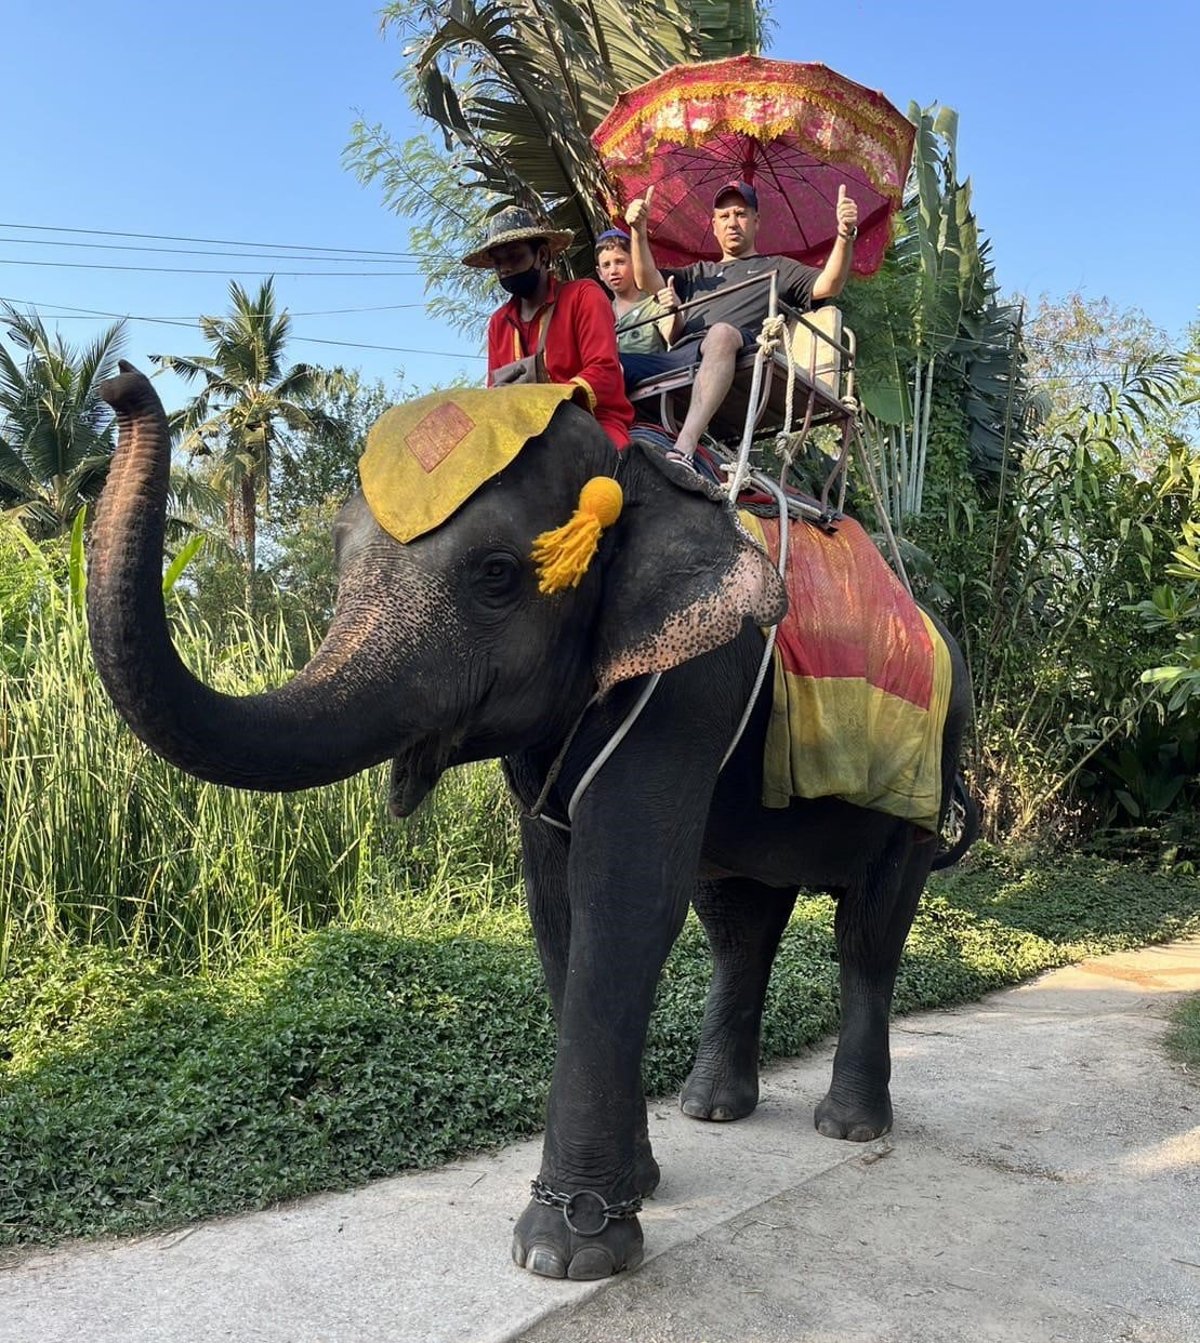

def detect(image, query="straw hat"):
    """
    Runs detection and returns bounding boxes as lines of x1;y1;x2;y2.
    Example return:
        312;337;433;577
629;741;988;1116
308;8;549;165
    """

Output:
461;206;575;269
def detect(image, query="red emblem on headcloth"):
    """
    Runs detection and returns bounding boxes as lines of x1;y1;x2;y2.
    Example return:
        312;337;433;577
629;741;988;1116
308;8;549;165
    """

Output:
406;402;475;473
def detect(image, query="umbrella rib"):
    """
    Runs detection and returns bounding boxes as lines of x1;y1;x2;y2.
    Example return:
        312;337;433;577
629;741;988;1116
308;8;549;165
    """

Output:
763;156;827;251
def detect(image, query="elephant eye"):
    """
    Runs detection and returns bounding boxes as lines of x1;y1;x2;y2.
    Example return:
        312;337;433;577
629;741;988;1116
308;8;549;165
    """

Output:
472;550;523;602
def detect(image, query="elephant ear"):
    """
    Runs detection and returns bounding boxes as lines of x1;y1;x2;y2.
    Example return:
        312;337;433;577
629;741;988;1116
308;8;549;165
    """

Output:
594;447;788;692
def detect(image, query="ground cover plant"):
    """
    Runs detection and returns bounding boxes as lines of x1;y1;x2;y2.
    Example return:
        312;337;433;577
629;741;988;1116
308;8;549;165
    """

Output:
1165;994;1200;1071
3;844;1199;1248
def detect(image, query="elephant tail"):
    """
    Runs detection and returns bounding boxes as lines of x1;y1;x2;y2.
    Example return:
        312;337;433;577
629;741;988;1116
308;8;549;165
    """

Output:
932;774;980;870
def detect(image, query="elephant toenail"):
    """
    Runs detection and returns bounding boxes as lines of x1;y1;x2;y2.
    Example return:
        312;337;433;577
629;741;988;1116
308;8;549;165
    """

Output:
680;1098;710;1119
567;1246;619;1280
526;1245;568;1278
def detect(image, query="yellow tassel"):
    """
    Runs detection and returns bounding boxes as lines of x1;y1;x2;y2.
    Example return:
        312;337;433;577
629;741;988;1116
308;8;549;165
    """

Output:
531;476;624;593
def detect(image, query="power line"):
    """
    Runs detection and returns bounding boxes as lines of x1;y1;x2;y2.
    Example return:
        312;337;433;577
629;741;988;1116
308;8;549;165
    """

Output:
0;295;485;361
0;235;428;265
1;293;1177;377
0;220;421;258
291;335;482;359
0;296;432;322
1;226;1184;361
0;258;423;277
897;326;1180;362
2;235;1174;363
292;303;432;316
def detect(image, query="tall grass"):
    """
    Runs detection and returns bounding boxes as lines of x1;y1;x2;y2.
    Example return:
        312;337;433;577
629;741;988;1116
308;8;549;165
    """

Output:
0;527;522;975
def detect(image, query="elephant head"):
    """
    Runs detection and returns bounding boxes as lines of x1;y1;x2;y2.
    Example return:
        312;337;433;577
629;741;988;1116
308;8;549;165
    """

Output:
87;365;787;813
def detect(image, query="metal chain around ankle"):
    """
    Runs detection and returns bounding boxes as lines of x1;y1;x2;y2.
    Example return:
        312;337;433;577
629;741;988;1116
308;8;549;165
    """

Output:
530;1178;642;1237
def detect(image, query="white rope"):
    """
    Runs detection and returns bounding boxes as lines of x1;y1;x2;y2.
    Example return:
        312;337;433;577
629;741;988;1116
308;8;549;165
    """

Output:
566;672;662;823
539;299;806;827
721;474;789;770
724;313;787;502
769;316;801;489
777;315;798;440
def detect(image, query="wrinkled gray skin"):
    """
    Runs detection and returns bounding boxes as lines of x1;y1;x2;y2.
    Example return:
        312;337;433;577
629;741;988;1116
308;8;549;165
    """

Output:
88;364;972;1282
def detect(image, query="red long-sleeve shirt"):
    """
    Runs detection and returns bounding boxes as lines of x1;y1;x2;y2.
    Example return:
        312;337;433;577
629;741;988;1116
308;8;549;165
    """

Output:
486;276;634;449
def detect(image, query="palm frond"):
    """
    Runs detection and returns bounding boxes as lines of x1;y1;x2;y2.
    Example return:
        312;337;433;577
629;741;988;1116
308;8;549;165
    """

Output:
150;352;222;385
355;0;762;304
74;321;127;403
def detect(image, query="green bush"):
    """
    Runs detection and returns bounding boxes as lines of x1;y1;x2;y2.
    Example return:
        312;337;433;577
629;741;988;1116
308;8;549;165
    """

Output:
1165;994;1200;1069
0;928;550;1242
3;849;1198;1247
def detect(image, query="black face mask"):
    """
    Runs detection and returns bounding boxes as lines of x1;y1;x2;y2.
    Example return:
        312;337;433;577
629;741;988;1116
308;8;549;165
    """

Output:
499;266;542;300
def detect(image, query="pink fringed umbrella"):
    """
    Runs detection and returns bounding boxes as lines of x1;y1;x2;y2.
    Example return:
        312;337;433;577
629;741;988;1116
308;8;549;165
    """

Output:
592;56;914;275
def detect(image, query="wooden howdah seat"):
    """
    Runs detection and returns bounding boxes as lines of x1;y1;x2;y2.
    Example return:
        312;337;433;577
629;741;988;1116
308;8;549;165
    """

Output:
626;297;857;449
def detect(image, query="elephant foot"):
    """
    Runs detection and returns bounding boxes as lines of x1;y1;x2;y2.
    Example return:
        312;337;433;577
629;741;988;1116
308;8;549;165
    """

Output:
512;1194;644;1281
814;1088;892;1142
679;1051;759;1123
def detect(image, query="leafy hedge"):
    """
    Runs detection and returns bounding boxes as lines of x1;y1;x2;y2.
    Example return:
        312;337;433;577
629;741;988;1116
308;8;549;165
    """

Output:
2;847;1198;1247
1166;995;1200;1068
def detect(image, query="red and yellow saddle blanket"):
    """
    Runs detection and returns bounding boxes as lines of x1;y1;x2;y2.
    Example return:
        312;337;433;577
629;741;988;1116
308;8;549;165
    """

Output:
740;513;952;832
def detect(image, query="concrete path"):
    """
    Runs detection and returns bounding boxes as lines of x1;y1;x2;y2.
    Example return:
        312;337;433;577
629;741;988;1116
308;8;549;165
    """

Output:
2;939;1198;1343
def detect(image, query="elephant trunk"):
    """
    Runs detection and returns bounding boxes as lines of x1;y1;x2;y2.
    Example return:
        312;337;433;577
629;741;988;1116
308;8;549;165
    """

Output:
88;362;399;791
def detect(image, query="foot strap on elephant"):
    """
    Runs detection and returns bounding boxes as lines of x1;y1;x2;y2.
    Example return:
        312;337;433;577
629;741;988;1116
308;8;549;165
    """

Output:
530;1179;642;1236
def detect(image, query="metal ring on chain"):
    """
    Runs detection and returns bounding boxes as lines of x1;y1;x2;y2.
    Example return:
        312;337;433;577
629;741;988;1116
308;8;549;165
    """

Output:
530;1178;642;1236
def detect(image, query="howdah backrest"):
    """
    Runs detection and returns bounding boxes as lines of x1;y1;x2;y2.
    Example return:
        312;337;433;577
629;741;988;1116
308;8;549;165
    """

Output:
788;306;844;399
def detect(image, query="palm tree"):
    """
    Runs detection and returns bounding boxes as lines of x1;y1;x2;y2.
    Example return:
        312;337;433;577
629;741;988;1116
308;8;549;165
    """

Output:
0;305;125;540
347;0;763;325
153;278;324;595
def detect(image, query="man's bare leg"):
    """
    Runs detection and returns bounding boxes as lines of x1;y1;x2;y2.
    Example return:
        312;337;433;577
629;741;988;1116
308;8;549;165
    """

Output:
673;323;744;459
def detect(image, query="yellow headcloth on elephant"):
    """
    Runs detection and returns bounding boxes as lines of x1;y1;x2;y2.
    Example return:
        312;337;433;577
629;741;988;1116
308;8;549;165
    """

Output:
359;386;575;543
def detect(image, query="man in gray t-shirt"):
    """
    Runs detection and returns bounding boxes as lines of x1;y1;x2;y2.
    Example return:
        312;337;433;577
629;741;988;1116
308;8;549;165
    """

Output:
625;179;858;464
667;254;819;344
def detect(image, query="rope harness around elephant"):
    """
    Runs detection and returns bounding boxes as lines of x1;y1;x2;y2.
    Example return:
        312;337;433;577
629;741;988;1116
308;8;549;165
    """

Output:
525;458;791;833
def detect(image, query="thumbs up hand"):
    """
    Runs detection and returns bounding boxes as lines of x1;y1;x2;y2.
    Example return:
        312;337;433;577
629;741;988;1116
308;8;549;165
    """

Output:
626;182;655;234
836;183;859;241
656;274;679;310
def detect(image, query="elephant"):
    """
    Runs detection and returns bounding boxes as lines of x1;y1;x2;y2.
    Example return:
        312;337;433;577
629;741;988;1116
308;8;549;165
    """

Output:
87;365;973;1283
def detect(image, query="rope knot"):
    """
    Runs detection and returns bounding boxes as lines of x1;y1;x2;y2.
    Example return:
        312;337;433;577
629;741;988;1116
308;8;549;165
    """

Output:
531;475;623;593
756;313;787;356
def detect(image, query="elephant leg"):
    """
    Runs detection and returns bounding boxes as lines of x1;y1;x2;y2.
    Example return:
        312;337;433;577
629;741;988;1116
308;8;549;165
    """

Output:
518;812;660;1201
518;812;571;1019
512;733;713;1280
815;831;933;1142
681;877;798;1122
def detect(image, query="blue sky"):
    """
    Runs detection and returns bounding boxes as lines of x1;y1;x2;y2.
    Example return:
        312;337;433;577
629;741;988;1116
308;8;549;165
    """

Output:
1;0;1196;413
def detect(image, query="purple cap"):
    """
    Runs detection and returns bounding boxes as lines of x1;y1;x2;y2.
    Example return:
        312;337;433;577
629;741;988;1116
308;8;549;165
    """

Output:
712;180;759;211
595;228;631;248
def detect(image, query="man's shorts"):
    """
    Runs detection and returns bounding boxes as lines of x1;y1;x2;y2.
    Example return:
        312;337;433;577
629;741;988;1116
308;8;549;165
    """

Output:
620;326;757;392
